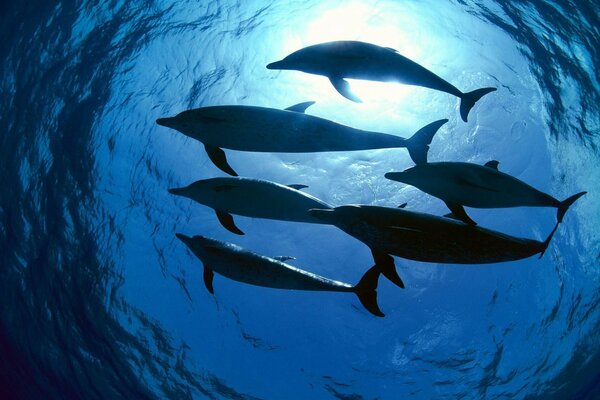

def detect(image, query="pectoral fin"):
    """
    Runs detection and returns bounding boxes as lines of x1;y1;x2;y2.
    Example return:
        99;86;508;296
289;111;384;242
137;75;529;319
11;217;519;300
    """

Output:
444;202;477;226
204;144;238;176
216;210;244;235
284;101;315;113
203;267;215;294
371;249;404;289
329;77;362;103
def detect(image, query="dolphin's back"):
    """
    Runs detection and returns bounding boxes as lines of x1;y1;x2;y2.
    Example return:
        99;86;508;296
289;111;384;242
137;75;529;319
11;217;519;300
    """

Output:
335;206;543;263
183;106;406;152
203;245;353;292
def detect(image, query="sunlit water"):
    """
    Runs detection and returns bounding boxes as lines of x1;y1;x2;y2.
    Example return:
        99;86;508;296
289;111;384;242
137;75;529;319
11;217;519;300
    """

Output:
1;1;598;399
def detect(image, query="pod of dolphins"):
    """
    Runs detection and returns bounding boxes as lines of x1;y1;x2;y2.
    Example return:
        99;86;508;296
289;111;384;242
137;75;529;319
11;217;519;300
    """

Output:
158;40;586;317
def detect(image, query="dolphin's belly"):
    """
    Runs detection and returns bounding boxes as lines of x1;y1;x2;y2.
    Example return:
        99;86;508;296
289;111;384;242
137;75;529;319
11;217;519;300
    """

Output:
215;193;331;224
188;113;403;152
418;164;557;208
210;254;350;291
346;221;540;264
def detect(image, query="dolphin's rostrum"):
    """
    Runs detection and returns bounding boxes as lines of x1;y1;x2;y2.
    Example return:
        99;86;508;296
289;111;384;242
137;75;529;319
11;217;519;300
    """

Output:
267;41;496;122
157;101;447;175
176;234;385;317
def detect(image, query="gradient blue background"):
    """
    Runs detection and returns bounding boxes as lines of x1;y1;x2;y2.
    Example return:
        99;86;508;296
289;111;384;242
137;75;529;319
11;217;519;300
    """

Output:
1;1;598;399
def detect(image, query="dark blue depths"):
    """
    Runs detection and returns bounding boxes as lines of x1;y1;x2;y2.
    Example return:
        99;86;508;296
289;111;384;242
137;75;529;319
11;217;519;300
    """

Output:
0;1;598;399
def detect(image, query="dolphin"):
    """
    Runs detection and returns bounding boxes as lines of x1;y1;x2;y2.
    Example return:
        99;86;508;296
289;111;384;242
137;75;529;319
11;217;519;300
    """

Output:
266;41;496;122
156;100;448;175
176;234;385;317
384;160;587;225
309;204;561;286
168;177;332;235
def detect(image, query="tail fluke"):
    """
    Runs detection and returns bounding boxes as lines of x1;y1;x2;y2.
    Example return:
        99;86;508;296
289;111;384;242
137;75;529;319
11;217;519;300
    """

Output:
539;221;560;259
405;119;448;165
353;266;384;317
557;191;586;223
459;87;496;122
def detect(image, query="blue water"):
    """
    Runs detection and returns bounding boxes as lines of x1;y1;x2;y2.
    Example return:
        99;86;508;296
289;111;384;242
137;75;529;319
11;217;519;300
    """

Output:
1;1;598;399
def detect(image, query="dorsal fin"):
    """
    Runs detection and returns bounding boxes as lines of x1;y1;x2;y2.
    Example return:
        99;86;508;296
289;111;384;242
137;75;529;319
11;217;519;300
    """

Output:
398;203;407;209
443;212;461;220
285;101;315;113
484;160;500;170
273;256;295;262
215;210;244;235
287;184;308;190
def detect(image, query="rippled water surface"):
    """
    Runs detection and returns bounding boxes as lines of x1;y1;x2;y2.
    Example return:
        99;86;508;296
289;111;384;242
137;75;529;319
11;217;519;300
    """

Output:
1;1;599;399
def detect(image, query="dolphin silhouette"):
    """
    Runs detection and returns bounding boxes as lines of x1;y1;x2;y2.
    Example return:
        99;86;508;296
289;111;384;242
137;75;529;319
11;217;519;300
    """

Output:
176;234;384;317
156;101;448;175
169;177;332;235
266;41;496;122
385;161;586;225
310;204;561;286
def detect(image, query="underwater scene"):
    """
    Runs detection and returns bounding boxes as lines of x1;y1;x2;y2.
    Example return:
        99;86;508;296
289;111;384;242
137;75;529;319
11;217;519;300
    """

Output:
1;0;599;399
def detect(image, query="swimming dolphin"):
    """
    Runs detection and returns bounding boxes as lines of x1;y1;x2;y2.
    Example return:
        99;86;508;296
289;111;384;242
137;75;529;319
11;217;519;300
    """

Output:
266;41;496;122
156;101;448;175
309;204;560;285
384;160;587;225
168;177;332;235
176;234;385;317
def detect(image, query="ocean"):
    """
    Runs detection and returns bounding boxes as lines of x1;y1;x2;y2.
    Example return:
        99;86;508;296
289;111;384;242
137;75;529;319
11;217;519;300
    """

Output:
1;1;598;399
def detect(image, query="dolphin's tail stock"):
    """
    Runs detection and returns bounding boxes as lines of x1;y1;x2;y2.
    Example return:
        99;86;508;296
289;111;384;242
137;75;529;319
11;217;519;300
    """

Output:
404;119;448;165
353;266;385;317
459;87;496;122
557;191;586;223
537;221;559;259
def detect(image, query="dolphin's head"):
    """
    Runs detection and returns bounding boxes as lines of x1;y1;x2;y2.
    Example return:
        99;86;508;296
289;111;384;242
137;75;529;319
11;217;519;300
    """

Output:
267;46;323;73
169;178;236;208
176;233;228;260
157;108;229;137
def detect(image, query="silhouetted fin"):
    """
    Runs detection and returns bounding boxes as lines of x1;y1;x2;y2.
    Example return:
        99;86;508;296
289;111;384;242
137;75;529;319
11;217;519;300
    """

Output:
456;176;498;192
203;267;215;294
284;101;315;113
213;184;237;192
384;47;398;52
405;119;448;165
273;256;295;262
353;266;384;317
204;144;238;176
216;210;244;235
484;160;500;170
557;191;586;223
539;221;560;259
459;87;496;122
329;76;362;103
443;212;462;221
287;184;308;190
444;202;477;226
398;203;407;208
371;249;404;288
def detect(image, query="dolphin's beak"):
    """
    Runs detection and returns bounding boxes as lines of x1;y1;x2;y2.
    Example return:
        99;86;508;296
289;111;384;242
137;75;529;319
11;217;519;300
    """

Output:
168;187;186;196
175;233;192;246
156;117;175;128
266;60;285;70
384;172;405;182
